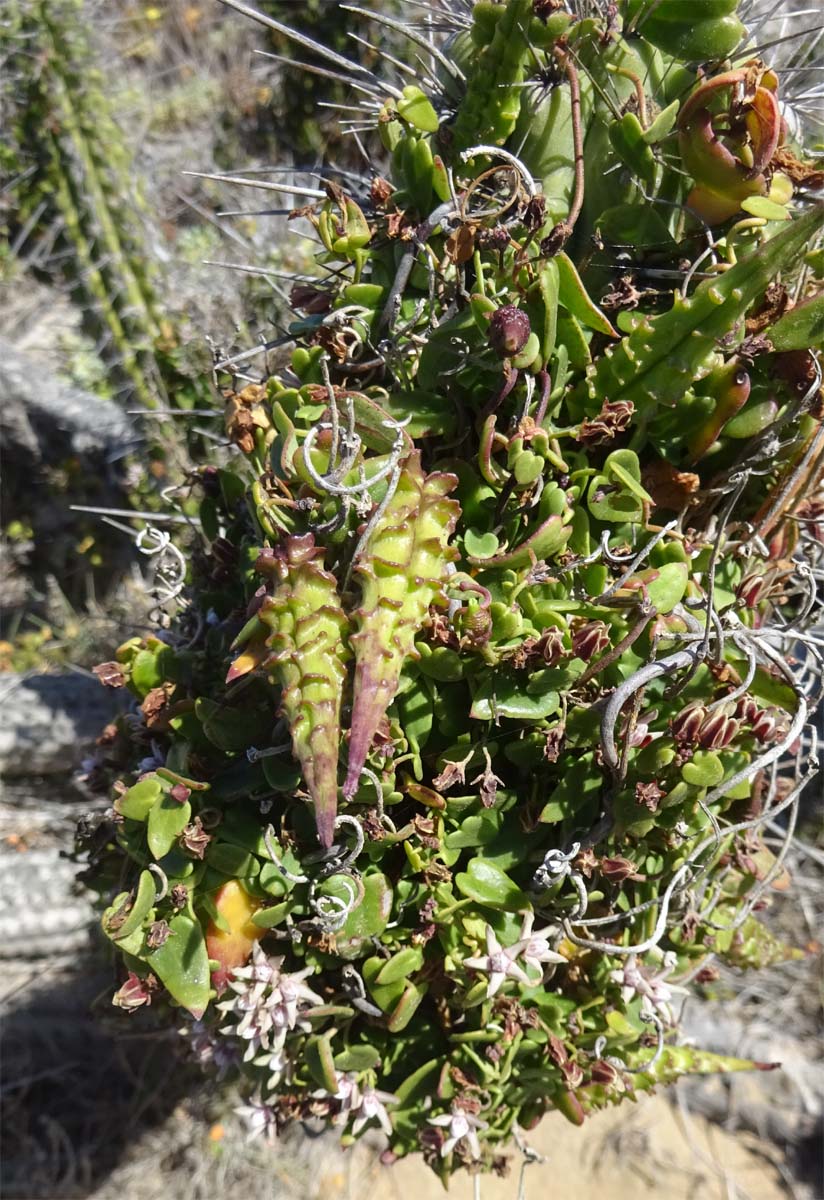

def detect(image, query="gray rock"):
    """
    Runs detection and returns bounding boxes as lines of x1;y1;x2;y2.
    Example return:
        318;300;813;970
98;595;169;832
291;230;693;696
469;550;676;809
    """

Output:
0;672;119;776
0;337;134;464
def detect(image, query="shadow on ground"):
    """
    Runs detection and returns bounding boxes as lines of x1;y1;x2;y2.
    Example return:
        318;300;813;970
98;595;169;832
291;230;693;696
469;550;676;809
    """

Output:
1;961;197;1199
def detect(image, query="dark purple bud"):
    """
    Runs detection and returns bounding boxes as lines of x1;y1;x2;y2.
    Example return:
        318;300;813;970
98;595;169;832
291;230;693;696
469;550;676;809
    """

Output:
200;466;221;498
211;536;238;567
698;710;736;749
751;710;777;743
717;717;739;748
290;282;332;315
599;855;640;883
670;703;706;744
488;305;531;357
477;225;511;251
571;619;610;662
590;1059;620;1086
736;696;759;724
737;572;768;608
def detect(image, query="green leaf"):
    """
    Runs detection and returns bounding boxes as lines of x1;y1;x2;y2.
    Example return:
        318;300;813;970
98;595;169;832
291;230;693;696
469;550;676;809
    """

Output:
642;98;680;144
131;644;175;697
116;776;162;822
376;947;424;986
195;697;272;752
464;528;499;558
113;870;156;941
605;450;653;502
147;793;191;859
740;195;790;222
146;912;210;1018
455;858;529;911
749;667;798;713
470;673;560;720
326;871;393;946
444;811;503;849
540;753;601;823
769;292;824;351
387;981;428;1032
556;253;617;338
467;515;571;568
416;644;464;682
206;841;260;879
334;1045;382;1072
395;1058;440;1104
640;562;689;614
682;751;724;787
397;86;439;133
305;1034;339;1091
250;902;290;929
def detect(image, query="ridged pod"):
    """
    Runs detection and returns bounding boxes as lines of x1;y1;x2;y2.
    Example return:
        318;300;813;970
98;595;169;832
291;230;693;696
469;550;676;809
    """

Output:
576;205;824;419
259;534;349;848
571;1045;777;1121
345;452;460;797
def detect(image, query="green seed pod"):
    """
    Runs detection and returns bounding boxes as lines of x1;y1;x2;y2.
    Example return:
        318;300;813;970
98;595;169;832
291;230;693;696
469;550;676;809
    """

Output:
258;534;350;848
345;452;460;796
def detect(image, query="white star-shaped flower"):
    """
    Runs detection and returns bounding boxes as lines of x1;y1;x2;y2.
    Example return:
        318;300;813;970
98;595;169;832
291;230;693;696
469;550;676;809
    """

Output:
509;911;567;977
464;925;532;997
235;1093;278;1143
427;1106;488;1159
350;1085;399;1136
609;953;683;1025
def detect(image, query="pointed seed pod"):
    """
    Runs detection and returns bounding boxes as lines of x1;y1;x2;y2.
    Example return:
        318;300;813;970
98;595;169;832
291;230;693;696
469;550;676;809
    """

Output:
258;534;349;848
345;452;460;798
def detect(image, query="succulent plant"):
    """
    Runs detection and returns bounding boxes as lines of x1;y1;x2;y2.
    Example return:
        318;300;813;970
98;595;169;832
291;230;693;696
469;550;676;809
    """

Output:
83;0;824;1181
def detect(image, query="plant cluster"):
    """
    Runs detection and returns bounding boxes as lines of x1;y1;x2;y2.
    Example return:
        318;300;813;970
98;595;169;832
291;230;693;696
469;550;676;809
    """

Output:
81;0;823;1180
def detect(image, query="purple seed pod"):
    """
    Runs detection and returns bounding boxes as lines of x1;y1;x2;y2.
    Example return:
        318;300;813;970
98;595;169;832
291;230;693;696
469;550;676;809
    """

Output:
736;696;760;724
488;306;531;358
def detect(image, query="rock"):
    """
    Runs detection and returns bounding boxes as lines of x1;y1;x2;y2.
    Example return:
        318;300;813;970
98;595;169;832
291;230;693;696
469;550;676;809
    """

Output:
0;337;134;465
0;847;93;960
0;673;118;776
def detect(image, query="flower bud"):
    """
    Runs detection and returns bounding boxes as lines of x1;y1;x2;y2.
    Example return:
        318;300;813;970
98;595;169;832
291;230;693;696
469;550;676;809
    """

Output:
737;572;768;608
571;619;610;662
590;1059;621;1087
670;703;706;744
751;710;777;743
736;696;759;724
698;710;738;749
599;856;640;883
488;305;531;358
